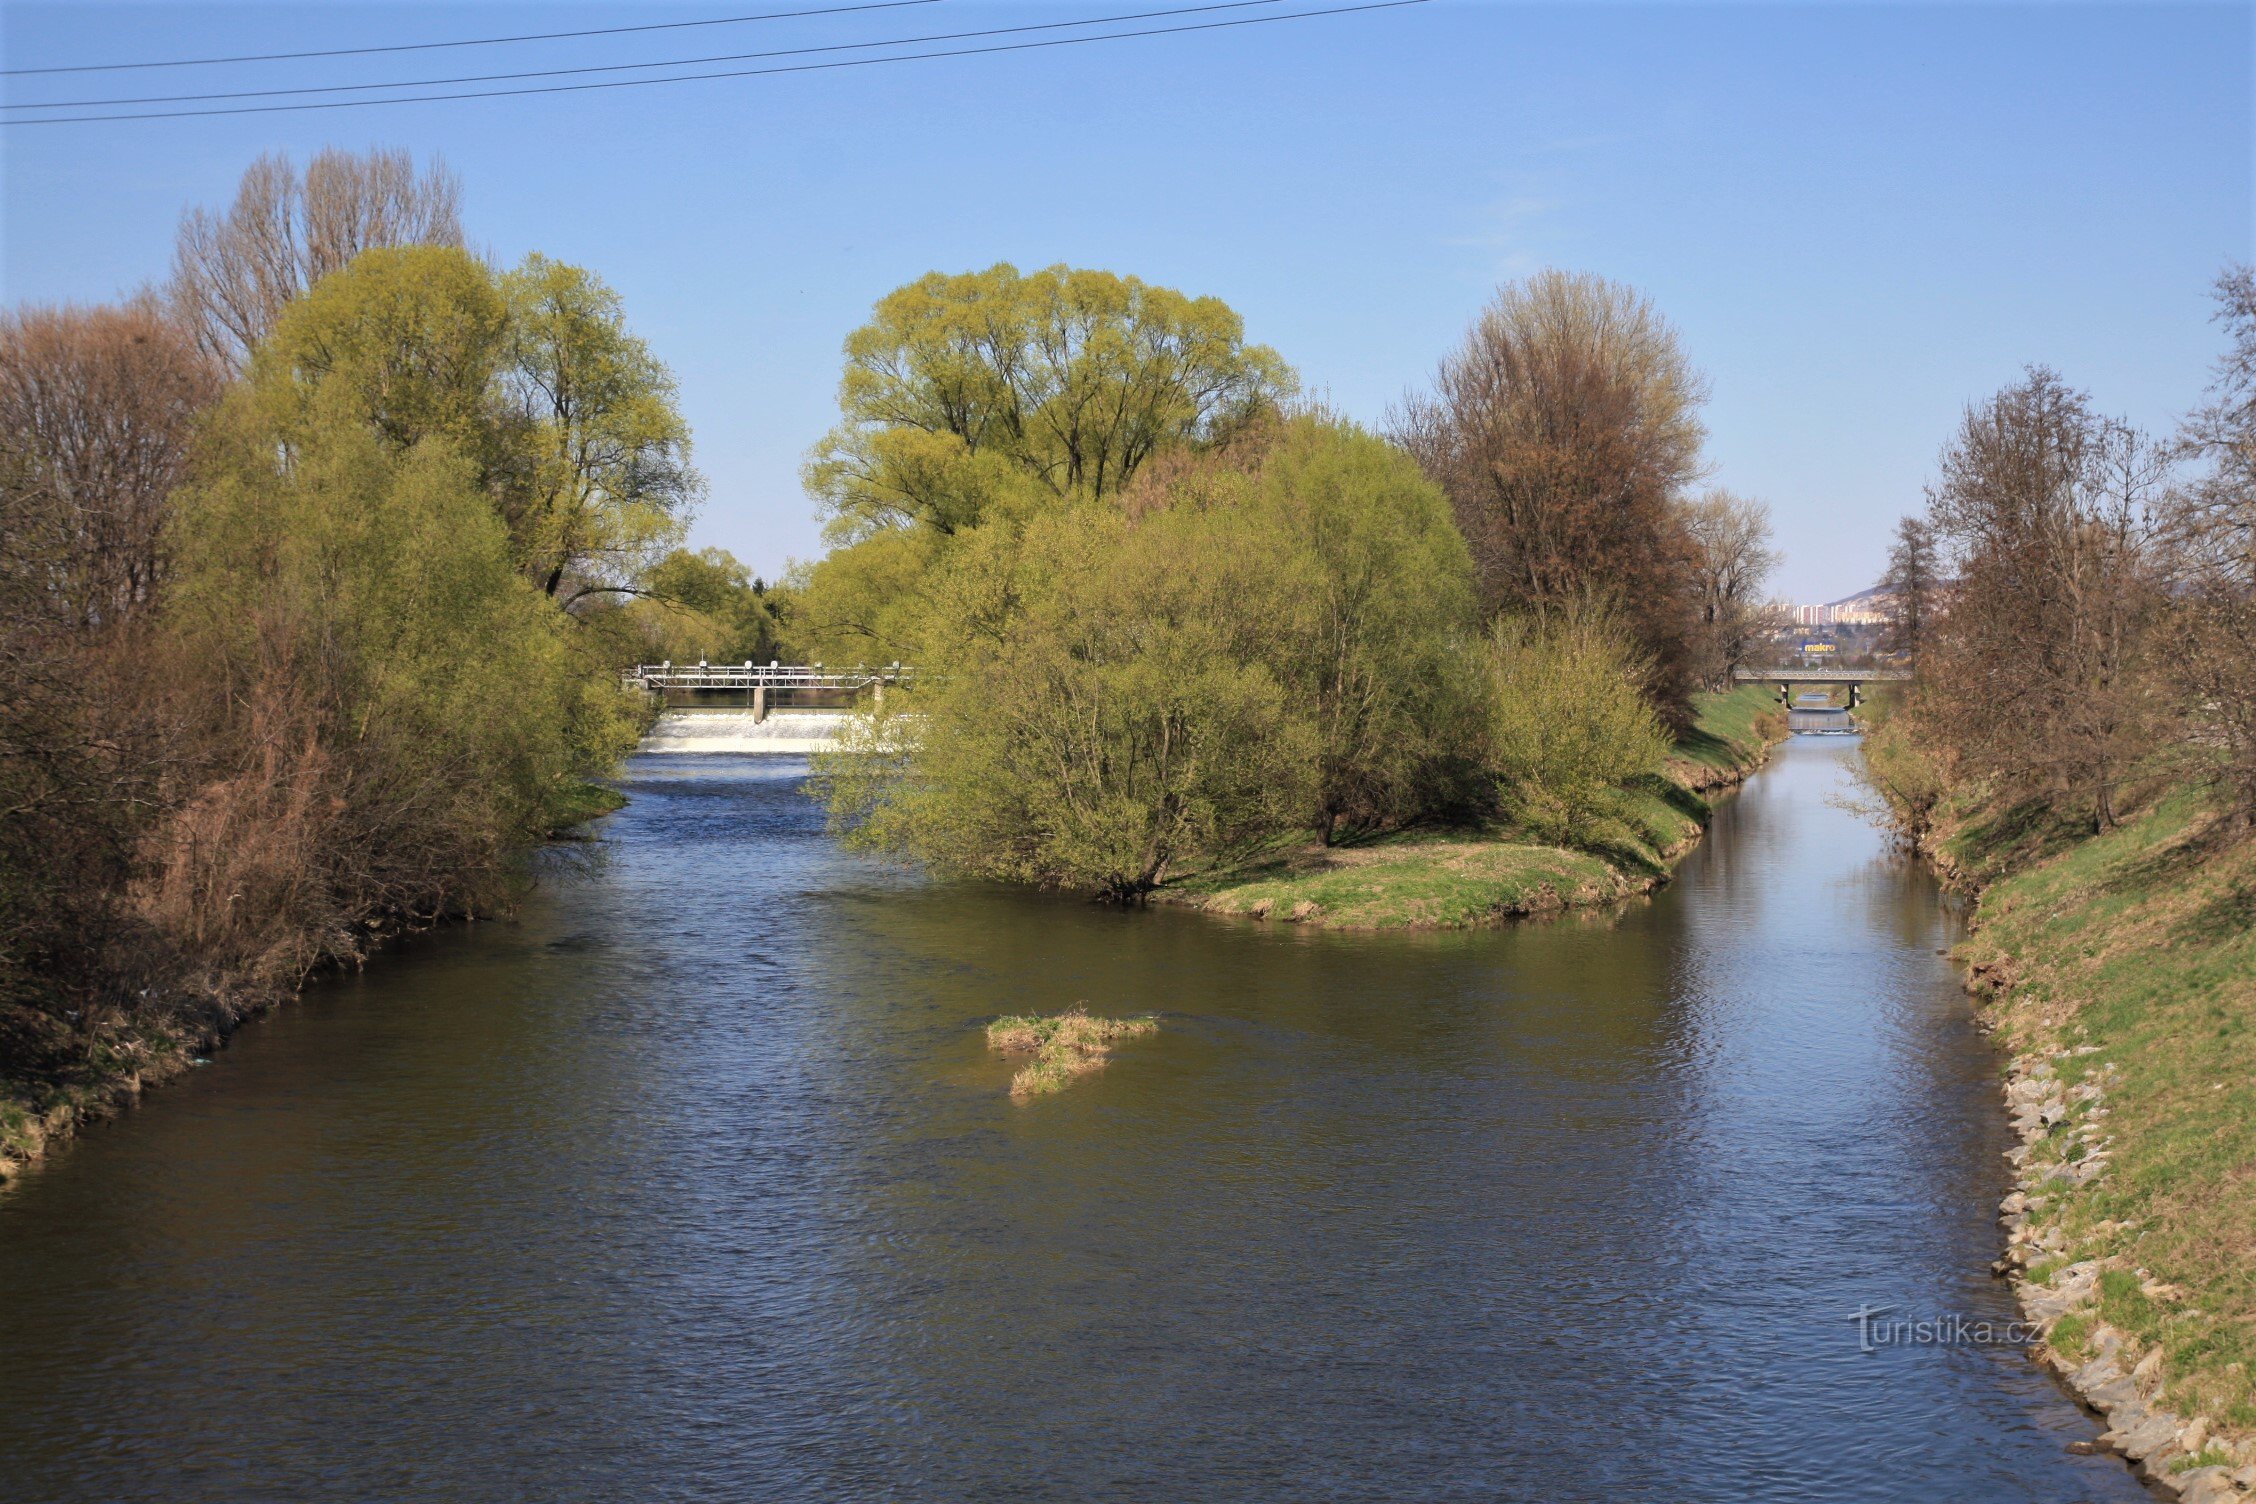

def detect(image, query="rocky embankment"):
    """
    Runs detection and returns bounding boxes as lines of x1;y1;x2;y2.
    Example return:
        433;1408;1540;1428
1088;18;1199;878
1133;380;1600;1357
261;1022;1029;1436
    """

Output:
1991;1044;2255;1502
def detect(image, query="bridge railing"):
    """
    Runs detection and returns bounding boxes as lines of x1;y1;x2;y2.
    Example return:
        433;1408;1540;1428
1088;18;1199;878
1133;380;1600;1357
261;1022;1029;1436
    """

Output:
1729;664;1912;684
622;662;915;692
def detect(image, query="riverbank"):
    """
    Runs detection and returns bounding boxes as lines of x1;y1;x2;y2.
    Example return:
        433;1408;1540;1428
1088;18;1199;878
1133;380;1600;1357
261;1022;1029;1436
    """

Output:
1157;684;1786;930
0;782;629;1187
1877;770;2256;1502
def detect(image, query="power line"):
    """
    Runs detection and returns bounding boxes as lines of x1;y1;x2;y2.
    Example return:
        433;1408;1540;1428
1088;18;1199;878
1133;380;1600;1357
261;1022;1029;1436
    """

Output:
2;0;1428;126
0;0;941;77
5;1;1283;111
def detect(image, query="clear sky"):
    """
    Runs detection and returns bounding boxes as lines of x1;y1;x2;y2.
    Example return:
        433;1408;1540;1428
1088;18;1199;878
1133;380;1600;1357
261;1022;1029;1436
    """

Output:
4;0;2249;601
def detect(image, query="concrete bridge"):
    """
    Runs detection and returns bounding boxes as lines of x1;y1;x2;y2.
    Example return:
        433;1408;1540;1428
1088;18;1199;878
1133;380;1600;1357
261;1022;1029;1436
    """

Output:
1731;663;1910;709
624;663;912;755
623;662;911;719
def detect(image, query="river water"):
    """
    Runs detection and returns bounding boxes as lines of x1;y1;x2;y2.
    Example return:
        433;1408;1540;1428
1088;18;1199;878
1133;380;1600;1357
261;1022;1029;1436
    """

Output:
0;737;2147;1502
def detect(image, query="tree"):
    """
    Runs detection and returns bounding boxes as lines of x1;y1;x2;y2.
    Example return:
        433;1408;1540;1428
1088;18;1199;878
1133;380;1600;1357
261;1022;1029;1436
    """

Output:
805;263;1294;542
1395;269;1708;724
251;244;507;459
629;547;790;665
169;310;644;971
1919;368;2168;831
815;501;1317;898
0;299;219;626
1682;489;1782;688
2166;264;2256;825
251;246;698;600
1879;515;1940;658
498;255;701;603
169;148;464;370
1481;605;1671;846
1129;414;1482;840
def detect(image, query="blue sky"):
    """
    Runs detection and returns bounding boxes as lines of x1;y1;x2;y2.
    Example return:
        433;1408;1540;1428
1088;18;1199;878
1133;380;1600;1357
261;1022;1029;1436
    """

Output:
4;1;2249;601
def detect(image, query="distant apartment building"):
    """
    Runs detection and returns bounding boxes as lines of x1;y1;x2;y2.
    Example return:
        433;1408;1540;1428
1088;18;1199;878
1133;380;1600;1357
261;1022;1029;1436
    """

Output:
1793;587;1896;629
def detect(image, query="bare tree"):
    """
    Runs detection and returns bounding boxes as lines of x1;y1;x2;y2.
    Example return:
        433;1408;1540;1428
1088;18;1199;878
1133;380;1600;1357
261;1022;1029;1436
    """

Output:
1395;268;1709;722
1921;368;2169;831
1682;489;1782;687
0;298;219;627
168;148;464;369
2164;264;2256;824
1879;515;1940;658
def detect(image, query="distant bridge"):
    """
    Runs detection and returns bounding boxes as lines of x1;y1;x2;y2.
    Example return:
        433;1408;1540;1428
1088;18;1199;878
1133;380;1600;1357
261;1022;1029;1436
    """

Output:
623;662;912;719
1731;663;1911;709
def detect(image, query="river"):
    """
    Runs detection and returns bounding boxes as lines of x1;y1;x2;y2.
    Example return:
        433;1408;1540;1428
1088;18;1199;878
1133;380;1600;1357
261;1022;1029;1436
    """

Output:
0;736;2147;1502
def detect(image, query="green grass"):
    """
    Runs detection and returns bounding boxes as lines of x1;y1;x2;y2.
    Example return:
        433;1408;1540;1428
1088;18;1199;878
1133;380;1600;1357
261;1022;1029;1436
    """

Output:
987;1009;1160;1099
1671;683;1790;776
1946;776;2256;1430
1162;686;1783;931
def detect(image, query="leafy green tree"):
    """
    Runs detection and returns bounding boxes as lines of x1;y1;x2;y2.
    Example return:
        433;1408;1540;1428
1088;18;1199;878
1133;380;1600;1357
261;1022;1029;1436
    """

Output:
805;263;1294;543
1481;605;1670;845
251;244;506;459
629;546;790;664
814;415;1490;892
499;254;700;602
816;501;1317;898
1130;415;1482;840
253;246;698;603
167;273;644;971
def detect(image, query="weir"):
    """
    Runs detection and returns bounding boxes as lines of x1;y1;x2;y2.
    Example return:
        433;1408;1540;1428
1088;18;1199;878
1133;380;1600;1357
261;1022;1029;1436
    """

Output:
637;709;854;755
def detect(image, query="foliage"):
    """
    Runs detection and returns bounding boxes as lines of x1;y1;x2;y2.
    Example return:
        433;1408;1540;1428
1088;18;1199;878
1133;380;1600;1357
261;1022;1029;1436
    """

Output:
171;364;643;944
1482;605;1672;845
1879;514;1940;658
1;225;670;1113
625;546;791;665
2166;264;2256;825
813;414;1483;894
0;302;214;1078
805;262;1294;543
498;253;701;601
1915;367;2170;832
1132;415;1483;838
815;499;1318;898
1681;489;1781;689
252;245;697;603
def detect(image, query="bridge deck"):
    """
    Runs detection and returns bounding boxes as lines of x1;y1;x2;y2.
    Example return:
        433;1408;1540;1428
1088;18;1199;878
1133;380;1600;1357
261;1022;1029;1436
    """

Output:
1731;665;1911;684
623;663;913;692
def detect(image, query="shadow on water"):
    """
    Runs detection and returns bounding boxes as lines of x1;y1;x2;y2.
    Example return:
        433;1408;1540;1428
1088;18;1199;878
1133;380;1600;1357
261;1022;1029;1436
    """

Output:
0;741;2147;1502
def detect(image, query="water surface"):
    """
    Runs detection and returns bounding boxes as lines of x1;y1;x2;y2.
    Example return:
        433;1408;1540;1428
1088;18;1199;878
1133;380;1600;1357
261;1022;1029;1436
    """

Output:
0;737;2143;1502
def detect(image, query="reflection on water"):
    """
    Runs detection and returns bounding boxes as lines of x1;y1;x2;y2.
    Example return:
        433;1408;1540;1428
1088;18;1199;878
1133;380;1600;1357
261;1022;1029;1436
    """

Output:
0;739;2143;1502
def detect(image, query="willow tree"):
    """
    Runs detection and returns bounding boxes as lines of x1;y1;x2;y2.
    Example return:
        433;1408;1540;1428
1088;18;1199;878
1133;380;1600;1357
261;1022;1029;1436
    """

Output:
500;254;702;604
249;245;696;602
814;416;1484;893
805;262;1294;541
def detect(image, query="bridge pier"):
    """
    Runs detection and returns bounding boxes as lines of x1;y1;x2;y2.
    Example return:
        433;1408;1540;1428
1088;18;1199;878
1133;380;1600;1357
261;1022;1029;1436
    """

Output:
753;685;767;723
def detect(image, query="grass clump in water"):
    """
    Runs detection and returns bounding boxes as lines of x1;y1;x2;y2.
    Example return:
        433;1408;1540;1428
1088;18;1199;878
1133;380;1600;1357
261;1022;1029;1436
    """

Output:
986;1008;1158;1101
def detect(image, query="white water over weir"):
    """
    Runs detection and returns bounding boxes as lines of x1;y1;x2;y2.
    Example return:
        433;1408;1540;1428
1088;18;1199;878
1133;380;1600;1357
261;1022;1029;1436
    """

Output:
638;710;854;755
623;664;908;755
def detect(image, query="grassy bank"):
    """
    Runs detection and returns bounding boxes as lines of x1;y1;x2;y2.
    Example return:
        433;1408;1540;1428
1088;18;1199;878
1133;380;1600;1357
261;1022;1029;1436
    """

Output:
1160;684;1785;930
1932;780;2256;1451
